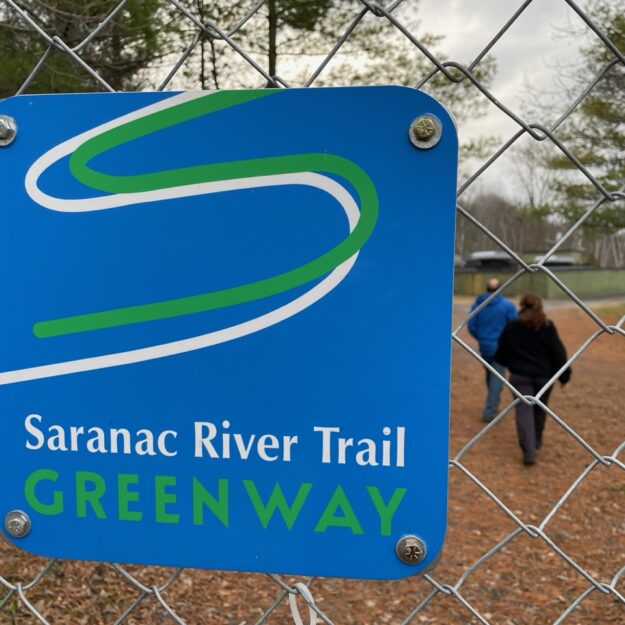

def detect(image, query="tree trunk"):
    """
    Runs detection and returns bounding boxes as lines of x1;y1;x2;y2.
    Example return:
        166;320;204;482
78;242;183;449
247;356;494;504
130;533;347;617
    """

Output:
209;38;219;90
196;0;207;90
267;0;278;87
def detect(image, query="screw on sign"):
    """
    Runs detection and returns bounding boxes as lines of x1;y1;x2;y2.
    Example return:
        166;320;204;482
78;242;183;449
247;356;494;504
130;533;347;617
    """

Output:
4;510;31;538
408;114;442;150
396;535;427;565
413;117;436;139
0;115;17;147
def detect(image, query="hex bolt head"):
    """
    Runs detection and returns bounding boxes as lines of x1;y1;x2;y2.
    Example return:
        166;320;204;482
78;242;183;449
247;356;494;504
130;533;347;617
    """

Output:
408;114;442;150
4;510;31;538
0;115;18;147
396;535;426;565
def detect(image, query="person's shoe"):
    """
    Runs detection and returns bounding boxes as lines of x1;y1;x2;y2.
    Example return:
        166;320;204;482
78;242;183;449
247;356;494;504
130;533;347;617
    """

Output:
482;414;495;423
523;456;536;465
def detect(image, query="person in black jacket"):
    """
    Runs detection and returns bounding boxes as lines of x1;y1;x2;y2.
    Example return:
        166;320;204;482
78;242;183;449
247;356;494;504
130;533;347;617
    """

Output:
495;293;571;465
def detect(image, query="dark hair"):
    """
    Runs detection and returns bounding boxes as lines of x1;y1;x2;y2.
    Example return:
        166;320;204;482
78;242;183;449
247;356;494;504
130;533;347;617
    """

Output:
486;278;500;293
519;293;547;330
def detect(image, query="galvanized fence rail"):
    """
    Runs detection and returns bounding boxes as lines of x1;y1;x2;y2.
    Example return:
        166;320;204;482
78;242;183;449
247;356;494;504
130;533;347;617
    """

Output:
0;1;623;623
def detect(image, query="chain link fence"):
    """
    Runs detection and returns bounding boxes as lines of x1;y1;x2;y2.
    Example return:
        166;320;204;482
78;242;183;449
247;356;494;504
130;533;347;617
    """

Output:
0;0;624;623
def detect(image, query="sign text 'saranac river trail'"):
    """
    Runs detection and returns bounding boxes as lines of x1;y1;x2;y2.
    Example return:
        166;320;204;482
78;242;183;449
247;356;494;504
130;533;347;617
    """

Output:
0;86;457;579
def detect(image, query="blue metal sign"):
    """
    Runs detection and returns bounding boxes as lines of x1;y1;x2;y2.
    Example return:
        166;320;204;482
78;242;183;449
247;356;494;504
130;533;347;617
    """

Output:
0;87;456;579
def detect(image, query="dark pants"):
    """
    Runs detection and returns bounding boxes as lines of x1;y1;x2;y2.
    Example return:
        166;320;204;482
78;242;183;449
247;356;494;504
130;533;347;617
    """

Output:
509;374;552;462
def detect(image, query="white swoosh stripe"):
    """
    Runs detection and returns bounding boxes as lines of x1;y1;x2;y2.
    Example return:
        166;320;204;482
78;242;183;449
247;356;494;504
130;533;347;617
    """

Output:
7;93;360;385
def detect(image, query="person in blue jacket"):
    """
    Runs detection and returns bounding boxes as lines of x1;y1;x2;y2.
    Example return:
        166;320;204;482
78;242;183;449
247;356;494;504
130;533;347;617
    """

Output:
468;278;518;421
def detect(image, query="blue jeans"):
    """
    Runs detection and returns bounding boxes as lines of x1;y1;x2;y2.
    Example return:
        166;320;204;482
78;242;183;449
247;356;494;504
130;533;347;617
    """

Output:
482;356;505;420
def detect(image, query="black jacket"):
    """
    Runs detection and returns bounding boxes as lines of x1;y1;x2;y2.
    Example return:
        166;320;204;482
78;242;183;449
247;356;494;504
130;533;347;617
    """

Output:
495;319;571;384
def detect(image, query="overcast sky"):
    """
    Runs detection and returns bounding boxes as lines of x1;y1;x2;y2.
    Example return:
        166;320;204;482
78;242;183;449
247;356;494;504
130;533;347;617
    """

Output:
415;0;588;142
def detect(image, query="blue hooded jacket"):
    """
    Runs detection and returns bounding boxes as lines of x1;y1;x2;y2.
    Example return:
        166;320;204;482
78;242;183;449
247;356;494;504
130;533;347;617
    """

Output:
468;293;518;357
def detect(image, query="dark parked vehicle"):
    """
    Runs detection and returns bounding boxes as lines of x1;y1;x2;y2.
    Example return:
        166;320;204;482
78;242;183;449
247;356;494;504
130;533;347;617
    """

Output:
532;254;578;267
464;251;516;270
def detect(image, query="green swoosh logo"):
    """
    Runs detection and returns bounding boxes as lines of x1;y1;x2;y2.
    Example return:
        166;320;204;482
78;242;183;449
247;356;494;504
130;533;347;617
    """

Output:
33;90;379;339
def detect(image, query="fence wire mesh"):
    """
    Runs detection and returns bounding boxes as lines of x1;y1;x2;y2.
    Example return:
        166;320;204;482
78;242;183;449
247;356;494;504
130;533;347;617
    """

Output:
0;0;623;624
